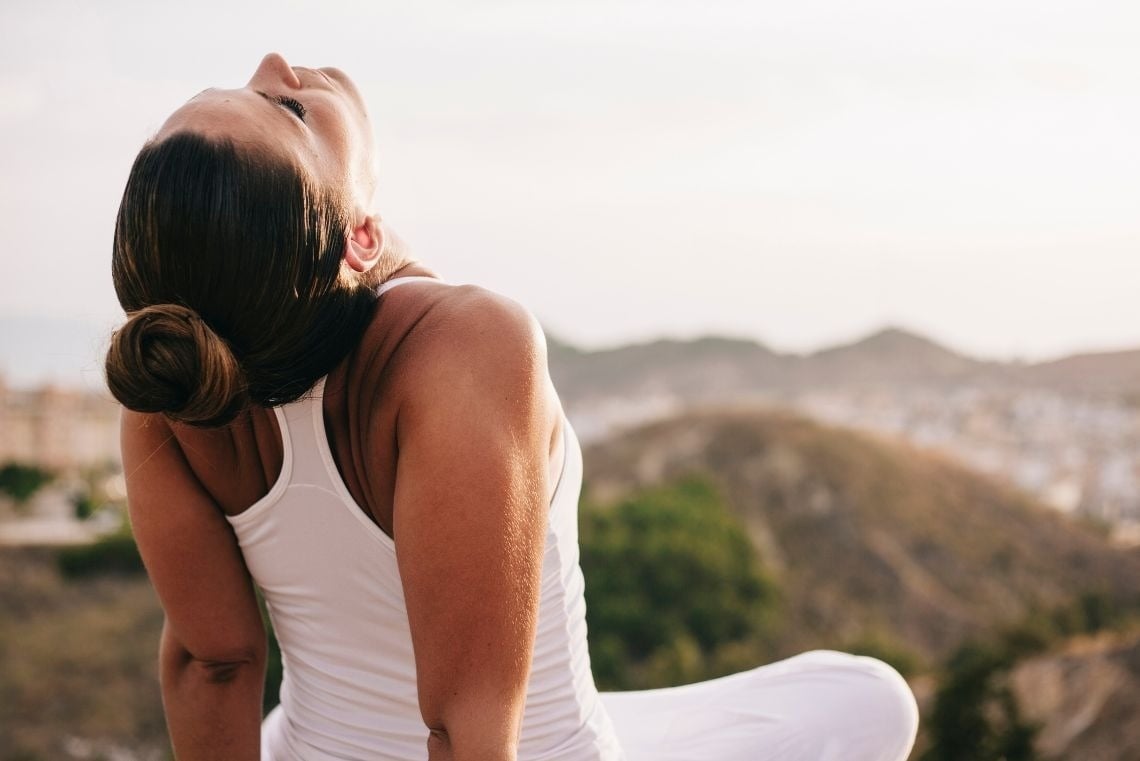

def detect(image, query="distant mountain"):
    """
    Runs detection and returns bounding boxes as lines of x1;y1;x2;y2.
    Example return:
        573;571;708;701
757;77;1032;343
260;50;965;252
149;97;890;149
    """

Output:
805;326;989;385
547;327;1140;404
581;409;1140;663
548;334;790;402
1022;348;1140;398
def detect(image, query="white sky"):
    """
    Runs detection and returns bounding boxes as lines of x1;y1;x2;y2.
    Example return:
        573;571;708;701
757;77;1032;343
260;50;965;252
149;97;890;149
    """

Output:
1;0;1138;361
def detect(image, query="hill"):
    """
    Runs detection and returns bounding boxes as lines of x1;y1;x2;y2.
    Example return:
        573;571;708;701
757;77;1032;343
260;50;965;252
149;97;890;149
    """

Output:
581;408;1140;663
547;334;791;402
1022;348;1140;398
547;327;1140;404
804;327;989;385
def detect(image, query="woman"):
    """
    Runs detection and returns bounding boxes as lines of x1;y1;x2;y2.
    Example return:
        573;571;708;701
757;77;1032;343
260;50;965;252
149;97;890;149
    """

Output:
107;53;919;761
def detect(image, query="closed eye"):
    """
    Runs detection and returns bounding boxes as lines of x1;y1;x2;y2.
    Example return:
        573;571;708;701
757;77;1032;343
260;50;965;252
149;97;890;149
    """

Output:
272;94;307;121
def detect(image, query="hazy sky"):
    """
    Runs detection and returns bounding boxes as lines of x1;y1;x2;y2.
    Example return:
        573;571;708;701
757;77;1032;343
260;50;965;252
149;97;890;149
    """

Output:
2;0;1138;364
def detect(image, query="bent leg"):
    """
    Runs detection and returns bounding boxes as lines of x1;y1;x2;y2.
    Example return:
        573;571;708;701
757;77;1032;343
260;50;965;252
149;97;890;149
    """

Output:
600;650;918;761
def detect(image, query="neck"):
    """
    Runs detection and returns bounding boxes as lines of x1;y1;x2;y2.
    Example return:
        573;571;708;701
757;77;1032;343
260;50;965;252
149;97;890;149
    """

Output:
325;227;439;398
367;224;441;286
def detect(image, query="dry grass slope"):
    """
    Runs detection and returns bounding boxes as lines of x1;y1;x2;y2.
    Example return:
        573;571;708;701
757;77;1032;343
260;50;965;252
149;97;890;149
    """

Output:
581;407;1140;664
0;548;166;761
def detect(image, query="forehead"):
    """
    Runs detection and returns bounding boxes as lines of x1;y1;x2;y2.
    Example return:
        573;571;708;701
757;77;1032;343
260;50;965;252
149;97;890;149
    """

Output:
156;88;306;166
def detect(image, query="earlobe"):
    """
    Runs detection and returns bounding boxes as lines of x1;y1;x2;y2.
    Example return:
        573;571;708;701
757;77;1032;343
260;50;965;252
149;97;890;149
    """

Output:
343;212;384;273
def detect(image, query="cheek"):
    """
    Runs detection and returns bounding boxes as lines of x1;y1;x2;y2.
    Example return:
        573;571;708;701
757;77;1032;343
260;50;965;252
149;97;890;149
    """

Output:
307;105;350;169
309;93;373;200
336;105;377;194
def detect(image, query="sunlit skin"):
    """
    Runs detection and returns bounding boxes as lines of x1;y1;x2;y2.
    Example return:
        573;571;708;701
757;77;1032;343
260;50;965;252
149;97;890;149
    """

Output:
122;53;564;761
157;52;405;275
159;53;378;217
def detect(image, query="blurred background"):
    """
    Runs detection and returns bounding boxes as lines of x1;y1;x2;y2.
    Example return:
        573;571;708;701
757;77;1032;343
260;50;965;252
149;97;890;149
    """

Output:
2;1;1139;759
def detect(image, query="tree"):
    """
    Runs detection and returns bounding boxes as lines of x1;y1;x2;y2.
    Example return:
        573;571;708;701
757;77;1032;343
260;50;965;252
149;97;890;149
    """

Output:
0;461;54;506
580;477;777;689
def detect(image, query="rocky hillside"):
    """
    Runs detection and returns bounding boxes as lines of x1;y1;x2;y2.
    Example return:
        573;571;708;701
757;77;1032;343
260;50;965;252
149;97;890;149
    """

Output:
1011;628;1140;761
581;408;1140;663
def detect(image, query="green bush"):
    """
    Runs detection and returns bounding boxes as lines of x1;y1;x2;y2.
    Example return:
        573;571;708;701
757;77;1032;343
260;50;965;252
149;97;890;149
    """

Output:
57;530;145;578
0;462;53;505
921;642;1039;761
922;590;1140;761
581;476;777;689
72;493;98;520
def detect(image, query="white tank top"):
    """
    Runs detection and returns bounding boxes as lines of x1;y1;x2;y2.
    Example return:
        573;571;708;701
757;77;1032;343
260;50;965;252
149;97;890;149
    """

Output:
226;277;624;760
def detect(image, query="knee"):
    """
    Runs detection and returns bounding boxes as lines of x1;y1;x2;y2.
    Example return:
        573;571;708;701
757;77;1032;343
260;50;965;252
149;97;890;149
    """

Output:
799;650;920;760
860;656;919;754
839;652;920;759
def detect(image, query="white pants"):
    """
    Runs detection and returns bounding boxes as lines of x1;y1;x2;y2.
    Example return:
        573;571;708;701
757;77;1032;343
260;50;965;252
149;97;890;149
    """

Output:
600;650;919;761
263;649;919;760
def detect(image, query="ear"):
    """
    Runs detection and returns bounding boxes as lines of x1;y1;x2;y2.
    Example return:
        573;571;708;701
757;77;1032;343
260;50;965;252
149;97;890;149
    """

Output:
343;210;384;273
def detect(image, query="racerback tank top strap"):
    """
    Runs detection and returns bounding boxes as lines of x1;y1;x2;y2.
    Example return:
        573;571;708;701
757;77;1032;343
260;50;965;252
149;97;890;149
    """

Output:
272;377;332;489
375;274;444;296
274;274;446;490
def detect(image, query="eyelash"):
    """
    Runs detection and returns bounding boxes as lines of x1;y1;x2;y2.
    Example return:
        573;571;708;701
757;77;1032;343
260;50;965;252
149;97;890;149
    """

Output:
274;95;307;121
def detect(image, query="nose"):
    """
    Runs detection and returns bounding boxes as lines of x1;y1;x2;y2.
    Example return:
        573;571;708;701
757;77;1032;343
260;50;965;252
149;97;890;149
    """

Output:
249;52;301;89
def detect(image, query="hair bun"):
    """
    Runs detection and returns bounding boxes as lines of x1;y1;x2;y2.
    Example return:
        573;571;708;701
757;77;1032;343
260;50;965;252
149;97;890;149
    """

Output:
105;304;248;427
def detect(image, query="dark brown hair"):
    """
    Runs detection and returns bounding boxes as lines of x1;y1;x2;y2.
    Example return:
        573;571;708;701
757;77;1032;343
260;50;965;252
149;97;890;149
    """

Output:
105;131;377;427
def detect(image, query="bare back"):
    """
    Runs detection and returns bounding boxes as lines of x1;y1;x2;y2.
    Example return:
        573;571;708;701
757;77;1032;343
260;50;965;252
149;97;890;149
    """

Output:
160;274;566;539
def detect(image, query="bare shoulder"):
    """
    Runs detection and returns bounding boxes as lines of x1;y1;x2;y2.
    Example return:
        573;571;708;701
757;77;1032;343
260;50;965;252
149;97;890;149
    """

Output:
392;283;551;400
423;283;545;354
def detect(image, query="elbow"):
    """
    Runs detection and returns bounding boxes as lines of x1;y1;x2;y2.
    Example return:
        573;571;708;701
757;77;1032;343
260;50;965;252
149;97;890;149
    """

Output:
427;726;451;759
161;626;266;686
422;707;520;761
426;726;518;761
164;646;266;688
188;650;264;684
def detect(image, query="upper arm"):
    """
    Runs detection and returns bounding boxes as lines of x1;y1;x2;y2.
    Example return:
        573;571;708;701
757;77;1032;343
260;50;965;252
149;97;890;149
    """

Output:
121;410;265;664
392;289;557;747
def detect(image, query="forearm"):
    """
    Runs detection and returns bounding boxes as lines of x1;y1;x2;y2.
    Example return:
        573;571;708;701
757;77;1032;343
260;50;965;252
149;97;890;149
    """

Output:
159;624;265;760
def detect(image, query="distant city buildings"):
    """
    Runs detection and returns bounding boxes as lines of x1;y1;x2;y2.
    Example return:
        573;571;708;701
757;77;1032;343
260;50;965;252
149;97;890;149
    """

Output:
0;375;124;545
790;386;1140;533
0;374;121;471
567;383;1140;544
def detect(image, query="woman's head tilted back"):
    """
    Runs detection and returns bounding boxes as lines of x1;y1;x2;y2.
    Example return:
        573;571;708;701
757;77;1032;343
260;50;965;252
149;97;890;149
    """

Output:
106;53;384;427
